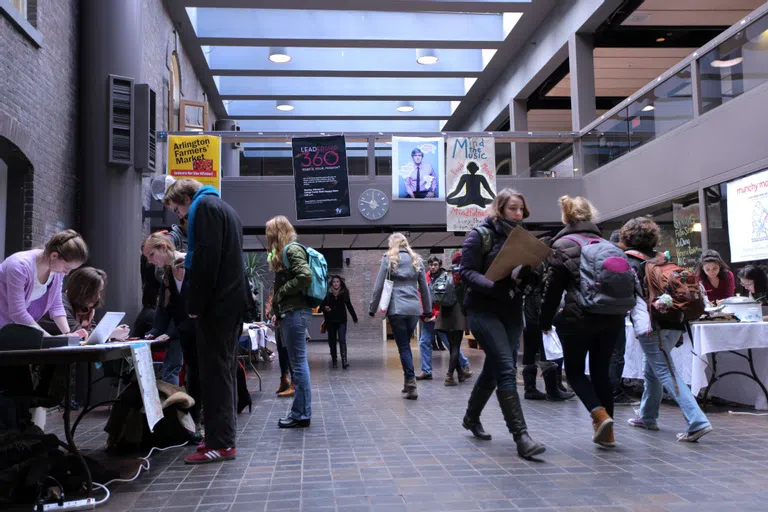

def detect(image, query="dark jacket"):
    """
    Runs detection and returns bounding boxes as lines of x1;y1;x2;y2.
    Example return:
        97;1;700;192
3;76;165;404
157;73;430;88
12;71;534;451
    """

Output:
320;289;358;325
272;244;313;317
186;195;249;318
540;221;624;332
459;216;521;316
148;267;194;339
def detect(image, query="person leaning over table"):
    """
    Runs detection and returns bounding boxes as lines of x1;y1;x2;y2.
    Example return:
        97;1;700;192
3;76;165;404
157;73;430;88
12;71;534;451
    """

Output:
0;230;88;430
696;250;736;303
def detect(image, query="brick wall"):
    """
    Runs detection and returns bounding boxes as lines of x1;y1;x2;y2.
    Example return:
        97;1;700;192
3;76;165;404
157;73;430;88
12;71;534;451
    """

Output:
0;1;79;247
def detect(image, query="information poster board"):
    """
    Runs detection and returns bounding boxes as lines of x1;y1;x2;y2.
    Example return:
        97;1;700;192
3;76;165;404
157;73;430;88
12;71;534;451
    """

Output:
392;137;445;200
130;343;164;432
445;137;496;231
672;202;702;270
727;168;768;262
292;135;351;220
167;134;222;193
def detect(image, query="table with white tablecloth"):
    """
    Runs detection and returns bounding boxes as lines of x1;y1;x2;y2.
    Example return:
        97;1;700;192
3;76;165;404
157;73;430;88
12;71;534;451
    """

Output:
620;319;768;410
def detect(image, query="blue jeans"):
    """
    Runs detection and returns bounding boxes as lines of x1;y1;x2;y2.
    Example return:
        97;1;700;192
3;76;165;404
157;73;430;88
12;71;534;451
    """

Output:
469;305;522;392
161;337;183;386
281;309;312;420
420;321;469;374
638;330;710;432
389;315;419;379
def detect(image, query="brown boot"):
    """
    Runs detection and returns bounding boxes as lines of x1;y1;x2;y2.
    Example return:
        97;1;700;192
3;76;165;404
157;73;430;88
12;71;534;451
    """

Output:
590;407;615;447
444;373;458;386
278;383;295;398
276;373;290;394
403;378;418;400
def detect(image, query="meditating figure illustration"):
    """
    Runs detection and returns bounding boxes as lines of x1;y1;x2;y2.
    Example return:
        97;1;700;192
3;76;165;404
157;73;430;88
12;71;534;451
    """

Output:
446;161;495;208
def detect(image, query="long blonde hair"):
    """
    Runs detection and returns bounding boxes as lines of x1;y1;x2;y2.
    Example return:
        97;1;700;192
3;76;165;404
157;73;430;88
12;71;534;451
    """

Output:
386;233;422;271
266;216;297;272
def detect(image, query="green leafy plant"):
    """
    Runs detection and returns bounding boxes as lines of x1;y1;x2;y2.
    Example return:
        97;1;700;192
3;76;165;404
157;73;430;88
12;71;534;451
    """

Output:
243;252;268;316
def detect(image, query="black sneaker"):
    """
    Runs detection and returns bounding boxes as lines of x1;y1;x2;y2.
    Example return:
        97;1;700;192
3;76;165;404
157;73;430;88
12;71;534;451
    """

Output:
614;393;639;406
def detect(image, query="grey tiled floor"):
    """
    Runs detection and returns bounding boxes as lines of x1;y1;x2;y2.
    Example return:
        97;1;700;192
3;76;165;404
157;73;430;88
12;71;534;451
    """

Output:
50;337;768;511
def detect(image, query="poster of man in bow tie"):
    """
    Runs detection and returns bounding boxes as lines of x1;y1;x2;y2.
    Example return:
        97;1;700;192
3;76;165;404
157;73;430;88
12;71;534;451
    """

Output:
392;137;445;200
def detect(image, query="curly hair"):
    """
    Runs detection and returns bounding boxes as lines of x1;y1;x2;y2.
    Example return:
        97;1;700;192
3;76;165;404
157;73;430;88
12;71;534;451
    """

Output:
619;217;660;251
559;195;598;224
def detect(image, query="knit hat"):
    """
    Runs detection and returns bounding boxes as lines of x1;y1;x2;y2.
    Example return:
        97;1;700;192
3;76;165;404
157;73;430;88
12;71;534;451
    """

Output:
452;251;462;265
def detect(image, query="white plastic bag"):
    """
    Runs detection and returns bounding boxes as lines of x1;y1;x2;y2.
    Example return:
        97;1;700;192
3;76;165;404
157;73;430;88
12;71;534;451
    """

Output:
543;327;563;361
377;266;393;315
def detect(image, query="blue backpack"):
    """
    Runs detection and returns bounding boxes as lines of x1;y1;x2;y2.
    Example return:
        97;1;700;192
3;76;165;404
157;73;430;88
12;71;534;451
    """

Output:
282;242;328;307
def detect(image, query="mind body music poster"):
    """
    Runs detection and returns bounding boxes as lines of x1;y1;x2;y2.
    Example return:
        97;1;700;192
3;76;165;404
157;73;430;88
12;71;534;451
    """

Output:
292;135;351;221
445;137;496;231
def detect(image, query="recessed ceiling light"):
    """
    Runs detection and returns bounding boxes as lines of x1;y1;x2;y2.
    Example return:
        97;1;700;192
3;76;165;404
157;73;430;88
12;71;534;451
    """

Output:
642;105;655;112
269;47;291;63
712;56;744;68
416;49;439;65
396;101;415;113
276;100;295;111
656;37;666;43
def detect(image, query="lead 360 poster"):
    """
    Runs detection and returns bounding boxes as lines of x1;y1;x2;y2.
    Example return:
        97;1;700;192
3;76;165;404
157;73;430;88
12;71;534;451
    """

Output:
445;137;496;232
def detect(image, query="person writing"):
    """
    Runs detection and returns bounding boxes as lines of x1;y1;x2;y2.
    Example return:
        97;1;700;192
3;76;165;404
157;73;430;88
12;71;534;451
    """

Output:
0;230;88;336
696;250;735;303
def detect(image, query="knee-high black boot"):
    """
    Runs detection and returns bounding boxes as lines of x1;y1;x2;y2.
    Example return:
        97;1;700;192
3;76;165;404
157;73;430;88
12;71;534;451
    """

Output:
522;364;546;400
340;339;349;369
496;389;546;459
462;385;494;440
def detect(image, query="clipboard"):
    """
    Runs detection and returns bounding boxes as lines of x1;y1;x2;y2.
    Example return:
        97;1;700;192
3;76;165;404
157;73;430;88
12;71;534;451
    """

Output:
485;226;551;282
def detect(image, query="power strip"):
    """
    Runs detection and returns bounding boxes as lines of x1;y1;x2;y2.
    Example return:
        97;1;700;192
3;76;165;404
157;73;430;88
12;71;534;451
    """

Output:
38;498;96;511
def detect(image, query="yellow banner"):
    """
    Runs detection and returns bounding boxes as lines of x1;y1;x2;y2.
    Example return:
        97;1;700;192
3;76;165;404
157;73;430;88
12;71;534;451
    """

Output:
167;134;222;192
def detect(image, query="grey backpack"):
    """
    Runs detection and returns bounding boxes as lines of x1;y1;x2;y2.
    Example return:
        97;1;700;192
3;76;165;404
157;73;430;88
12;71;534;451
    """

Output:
562;234;636;315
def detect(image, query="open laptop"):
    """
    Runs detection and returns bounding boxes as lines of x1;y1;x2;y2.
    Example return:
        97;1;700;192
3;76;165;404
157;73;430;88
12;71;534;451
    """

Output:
83;312;125;345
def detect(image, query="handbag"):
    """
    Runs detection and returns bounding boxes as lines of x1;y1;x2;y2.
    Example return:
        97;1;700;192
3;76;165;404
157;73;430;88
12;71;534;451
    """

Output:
542;327;563;360
377;265;394;316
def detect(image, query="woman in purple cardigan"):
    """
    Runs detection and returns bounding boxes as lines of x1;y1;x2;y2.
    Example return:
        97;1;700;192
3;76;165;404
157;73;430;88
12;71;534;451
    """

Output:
0;230;88;336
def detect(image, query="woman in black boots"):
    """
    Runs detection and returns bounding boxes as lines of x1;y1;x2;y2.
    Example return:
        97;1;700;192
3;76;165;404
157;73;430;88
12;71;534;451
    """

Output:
459;189;546;459
522;257;574;402
321;275;358;369
437;251;468;386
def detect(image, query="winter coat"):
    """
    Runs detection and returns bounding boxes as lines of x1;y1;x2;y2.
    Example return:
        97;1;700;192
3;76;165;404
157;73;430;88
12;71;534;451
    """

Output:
436;269;466;332
459;216;520;316
540;221;624;333
320;289;358;325
272;244;313;317
369;250;431;317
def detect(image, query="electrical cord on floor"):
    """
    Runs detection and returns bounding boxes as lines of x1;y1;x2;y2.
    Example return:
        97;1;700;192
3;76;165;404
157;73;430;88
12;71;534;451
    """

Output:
727;410;768;416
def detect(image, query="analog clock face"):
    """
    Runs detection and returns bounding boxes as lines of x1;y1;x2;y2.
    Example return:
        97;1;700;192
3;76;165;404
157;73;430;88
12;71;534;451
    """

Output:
358;188;389;221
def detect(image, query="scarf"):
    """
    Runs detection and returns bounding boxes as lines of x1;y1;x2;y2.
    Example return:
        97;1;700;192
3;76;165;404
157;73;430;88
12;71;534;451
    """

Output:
497;217;522;237
184;186;220;269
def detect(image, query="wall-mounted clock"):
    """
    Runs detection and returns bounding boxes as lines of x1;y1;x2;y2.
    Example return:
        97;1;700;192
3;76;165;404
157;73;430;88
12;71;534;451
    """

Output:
358;188;389;221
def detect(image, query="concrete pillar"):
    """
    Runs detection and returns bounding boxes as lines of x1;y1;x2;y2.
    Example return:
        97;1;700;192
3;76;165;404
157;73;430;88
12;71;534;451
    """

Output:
568;33;597;174
214;119;241;177
80;0;143;322
509;99;530;176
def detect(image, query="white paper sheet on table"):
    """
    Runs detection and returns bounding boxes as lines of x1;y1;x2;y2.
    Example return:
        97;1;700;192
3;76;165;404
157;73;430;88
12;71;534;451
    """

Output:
130;343;164;431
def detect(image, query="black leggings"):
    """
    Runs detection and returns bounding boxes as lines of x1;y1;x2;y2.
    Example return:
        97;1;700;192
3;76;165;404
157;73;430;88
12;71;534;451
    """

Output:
560;325;620;418
522;321;546;366
443;330;464;374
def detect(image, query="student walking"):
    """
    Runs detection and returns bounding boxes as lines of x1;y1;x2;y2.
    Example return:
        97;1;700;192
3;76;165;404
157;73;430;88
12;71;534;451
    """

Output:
460;189;545;459
541;196;635;448
370;233;432;400
320;275;358;369
622;217;712;442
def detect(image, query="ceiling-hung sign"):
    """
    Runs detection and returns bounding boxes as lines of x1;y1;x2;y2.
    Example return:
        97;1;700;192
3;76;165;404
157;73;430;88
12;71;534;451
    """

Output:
392;136;445;201
292;135;351;221
167;134;222;193
446;137;496;231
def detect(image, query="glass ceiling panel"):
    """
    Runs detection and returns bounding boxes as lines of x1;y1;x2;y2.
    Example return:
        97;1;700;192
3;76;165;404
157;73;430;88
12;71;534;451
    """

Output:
188;8;508;44
226;100;452;117
237;119;446;132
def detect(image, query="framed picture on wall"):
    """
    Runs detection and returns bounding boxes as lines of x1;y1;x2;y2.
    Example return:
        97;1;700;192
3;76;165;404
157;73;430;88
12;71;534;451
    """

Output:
180;99;208;132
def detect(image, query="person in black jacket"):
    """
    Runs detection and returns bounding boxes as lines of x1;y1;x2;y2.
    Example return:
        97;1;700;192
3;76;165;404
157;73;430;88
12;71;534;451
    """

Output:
142;231;202;434
164;179;249;465
459;189;545;459
540;196;623;449
320;275;358;369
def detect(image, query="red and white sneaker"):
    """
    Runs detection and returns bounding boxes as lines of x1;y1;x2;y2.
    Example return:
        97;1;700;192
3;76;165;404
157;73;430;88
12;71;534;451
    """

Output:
196;439;207;453
184;447;236;465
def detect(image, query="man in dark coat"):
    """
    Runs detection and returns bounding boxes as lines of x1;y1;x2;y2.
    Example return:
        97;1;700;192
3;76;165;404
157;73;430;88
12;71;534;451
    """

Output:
164;178;249;465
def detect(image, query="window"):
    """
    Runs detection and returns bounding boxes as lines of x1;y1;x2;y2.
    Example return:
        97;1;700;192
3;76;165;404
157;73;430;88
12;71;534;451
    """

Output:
180;100;208;132
2;0;41;45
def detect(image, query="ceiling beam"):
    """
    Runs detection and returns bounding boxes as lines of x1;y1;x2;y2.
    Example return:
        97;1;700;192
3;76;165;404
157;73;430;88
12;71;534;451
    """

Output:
176;0;535;13
211;69;482;78
594;26;729;49
527;96;627;111
199;37;503;49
